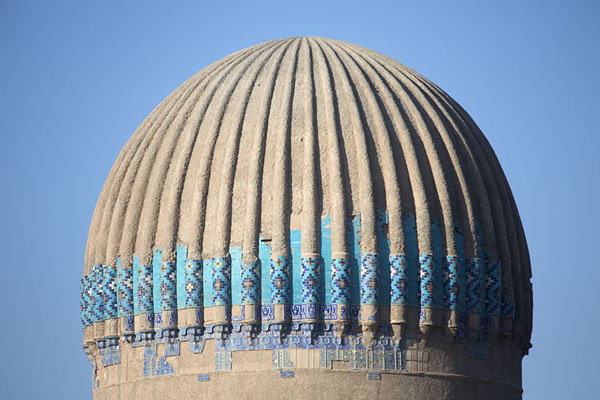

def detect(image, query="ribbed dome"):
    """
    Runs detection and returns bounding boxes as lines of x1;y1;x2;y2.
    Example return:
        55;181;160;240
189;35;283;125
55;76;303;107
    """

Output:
83;37;531;347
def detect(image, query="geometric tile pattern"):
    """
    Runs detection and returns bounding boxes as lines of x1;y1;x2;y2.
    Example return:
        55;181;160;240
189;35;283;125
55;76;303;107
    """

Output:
301;257;319;304
117;267;134;317
165;341;180;357
467;343;488;359
155;356;175;376
81;217;519;339
360;254;379;305
191;340;206;354
351;345;367;370
215;351;232;371
212;257;231;307
270;256;290;304
390;254;408;306
103;264;118;320
368;372;381;380
319;348;351;369
159;261;177;312
80;275;93;327
143;344;175;378
184;260;203;308
85;329;415;381
101;344;121;367
331;258;350;305
419;255;434;308
125;316;134;331
137;265;154;314
291;304;322;319
91;264;105;323
443;255;459;309
466;258;482;312
485;260;501;316
272;348;294;369
241;260;260;305
143;345;156;377
501;294;515;318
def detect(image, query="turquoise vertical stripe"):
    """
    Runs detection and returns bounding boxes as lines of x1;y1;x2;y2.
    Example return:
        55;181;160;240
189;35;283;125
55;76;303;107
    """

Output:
375;210;390;306
230;247;243;306
454;222;467;312
404;216;419;307
431;219;444;308
116;257;121;316
348;216;361;306
132;255;140;315
203;259;214;307
474;221;486;311
259;240;271;303
152;249;163;312
290;229;301;304
321;216;332;305
176;246;187;310
121;211;486;313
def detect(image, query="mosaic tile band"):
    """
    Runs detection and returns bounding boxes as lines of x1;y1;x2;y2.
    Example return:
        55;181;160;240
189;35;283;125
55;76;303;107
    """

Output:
83;257;516;327
82;219;516;329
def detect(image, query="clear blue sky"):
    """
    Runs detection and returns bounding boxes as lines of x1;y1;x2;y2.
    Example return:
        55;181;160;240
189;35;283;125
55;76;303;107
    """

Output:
0;1;598;399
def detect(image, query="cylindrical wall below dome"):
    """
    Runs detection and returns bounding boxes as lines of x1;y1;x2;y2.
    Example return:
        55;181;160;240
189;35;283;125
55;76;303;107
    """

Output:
86;330;523;400
93;372;522;400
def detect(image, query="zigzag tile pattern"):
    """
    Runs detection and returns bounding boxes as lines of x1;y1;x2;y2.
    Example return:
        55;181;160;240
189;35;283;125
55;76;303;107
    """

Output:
159;261;177;311
117;267;134;317
444;255;460;310
103;264;118;319
137;265;154;314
